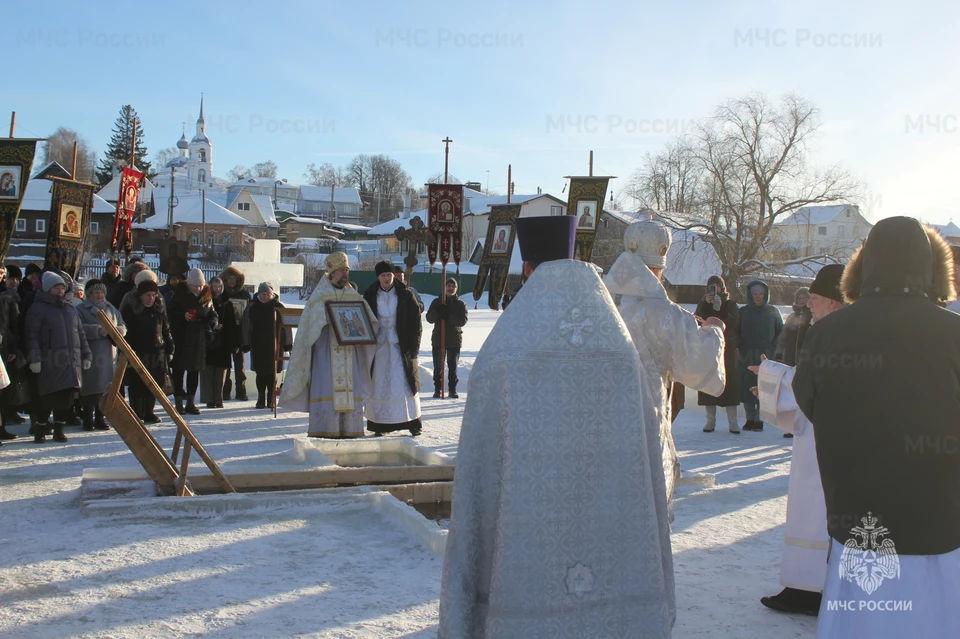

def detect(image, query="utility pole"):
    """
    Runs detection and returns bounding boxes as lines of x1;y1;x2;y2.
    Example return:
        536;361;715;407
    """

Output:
202;189;207;253
328;183;336;223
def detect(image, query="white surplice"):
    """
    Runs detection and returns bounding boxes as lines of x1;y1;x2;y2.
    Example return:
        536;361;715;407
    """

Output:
604;251;725;506
758;359;829;592
440;260;674;639
366;286;420;425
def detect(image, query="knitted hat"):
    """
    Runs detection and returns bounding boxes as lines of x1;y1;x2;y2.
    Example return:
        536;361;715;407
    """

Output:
85;278;107;296
375;261;395;276
445;277;458;291
325;252;350;272
257;281;276;296
707;274;726;291
186;268;205;287
5;265;22;280
25;263;41;277
137;280;160;296
809;264;845;303
42;271;65;293
134;269;158;287
105;259;119;268
624;219;671;268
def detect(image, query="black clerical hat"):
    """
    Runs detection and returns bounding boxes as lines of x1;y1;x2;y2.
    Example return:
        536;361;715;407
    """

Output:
809;263;845;303
516;215;577;264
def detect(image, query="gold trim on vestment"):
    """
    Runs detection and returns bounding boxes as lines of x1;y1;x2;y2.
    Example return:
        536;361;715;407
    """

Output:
320;291;357;413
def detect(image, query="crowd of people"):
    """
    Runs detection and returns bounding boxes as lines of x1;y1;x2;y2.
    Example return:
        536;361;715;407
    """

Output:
0;259;290;445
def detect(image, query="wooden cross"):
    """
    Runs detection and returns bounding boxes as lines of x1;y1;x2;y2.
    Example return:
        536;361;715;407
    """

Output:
393;215;434;277
442;137;453;183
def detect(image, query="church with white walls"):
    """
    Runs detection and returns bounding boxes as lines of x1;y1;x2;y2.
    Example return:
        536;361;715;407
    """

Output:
155;96;227;194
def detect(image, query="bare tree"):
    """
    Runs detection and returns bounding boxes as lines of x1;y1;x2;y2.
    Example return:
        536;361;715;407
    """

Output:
228;165;250;181
251;161;278;178
632;94;861;297
303;162;350;187
152;147;178;170
41;127;97;182
344;154;413;224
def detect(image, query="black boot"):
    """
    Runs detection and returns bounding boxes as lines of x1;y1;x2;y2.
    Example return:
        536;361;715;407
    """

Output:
448;386;459;399
143;398;162;424
0;424;16;440
94;408;110;431
760;587;822;616
256;391;266;409
185;399;201;415
753;421;764;432
33;424;47;444
175;396;185;415
82;406;95;431
432;389;442;399
52;423;68;443
235;385;249;402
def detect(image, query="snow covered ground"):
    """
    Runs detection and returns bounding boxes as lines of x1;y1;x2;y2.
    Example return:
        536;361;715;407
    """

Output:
0;295;817;638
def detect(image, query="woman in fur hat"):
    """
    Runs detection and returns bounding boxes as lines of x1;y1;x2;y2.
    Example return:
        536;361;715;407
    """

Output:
168;268;218;415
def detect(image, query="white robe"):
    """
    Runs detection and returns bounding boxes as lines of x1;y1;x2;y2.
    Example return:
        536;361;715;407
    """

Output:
280;275;375;437
604;252;725;504
366;286;420;425
758;359;829;592
440;260;674;638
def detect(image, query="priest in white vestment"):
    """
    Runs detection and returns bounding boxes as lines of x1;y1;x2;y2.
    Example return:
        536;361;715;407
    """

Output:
604;218;726;509
440;216;675;639
279;252;376;438
362;262;423;437
750;265;846;616
794;218;960;637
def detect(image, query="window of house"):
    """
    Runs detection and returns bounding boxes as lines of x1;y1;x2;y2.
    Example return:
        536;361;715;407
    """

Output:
208;232;216;247
90;221;99;235
237;202;250;211
15;218;25;232
192;230;201;246
198;169;206;182
222;232;230;245
818;226;827;236
551;205;563;216
36;219;45;233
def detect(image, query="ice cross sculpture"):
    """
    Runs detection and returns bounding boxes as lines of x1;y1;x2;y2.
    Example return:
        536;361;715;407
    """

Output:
229;239;304;288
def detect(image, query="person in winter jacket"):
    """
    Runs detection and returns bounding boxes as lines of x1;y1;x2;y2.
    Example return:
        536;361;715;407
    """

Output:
24;272;92;443
200;276;238;408
220;265;251;401
108;261;150;309
241;282;292;409
0;267;21;440
168;268;218;415
738;280;783;431
775;286;812;366
101;259;122;298
17;263;41;300
695;275;741;434
117;269;160;315
75;279;126;430
425;278;468;398
122;279;174;424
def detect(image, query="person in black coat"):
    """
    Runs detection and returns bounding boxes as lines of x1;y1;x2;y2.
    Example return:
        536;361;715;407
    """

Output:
695;275;741;433
775;287;812;367
425;278;468;398
108;261;150;310
121;279;174;424
241;282;292;409
200;276;237;409
17;263;41;300
101;259;122;299
168;268;218;415
0;269;21;441
220;265;251;401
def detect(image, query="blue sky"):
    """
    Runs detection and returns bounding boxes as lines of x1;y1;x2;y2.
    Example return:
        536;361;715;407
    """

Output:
6;0;960;224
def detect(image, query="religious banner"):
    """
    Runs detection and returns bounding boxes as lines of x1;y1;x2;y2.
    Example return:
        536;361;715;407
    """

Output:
44;177;96;278
566;176;610;262
427;183;464;270
111;166;144;256
472;203;520;310
0;139;39;261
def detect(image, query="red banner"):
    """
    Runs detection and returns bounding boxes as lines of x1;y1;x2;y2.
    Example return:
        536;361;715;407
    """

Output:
427;184;464;268
111;167;143;256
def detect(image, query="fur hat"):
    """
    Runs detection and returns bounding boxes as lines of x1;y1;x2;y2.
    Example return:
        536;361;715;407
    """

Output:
257;281;276;296
841;219;957;304
624;219;672;268
5;264;22;281
375;261;395;276
325;252;350;272
137;280;160;296
134;269;158;287
85;278;107;296
42;271;65;293
707;274;726;291
25;263;41;277
186;268;205;287
808;266;844;303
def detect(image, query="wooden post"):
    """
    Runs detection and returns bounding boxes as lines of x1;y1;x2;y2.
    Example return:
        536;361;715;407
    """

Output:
589;150;593;177
8;112;14;137
438;136;453;399
507;165;512;204
71;141;78;180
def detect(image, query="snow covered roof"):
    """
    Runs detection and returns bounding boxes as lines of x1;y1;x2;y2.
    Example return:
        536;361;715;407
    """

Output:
31;161;71;180
365;211;427;236
933;221;960;238
663;229;724;287
249;194;280;227
776;205;850;226
464;193;565;216
19;178;113;214
137;192;251;229
297;185;363;204
328;221;370;232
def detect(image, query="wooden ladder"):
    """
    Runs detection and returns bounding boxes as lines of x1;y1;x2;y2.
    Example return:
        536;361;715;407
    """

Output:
97;309;236;496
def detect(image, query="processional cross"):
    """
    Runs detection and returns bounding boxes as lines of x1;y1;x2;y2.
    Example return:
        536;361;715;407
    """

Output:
393;215;435;278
